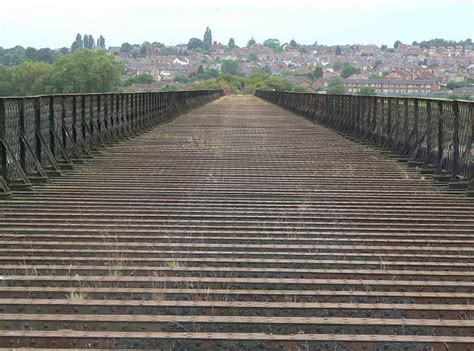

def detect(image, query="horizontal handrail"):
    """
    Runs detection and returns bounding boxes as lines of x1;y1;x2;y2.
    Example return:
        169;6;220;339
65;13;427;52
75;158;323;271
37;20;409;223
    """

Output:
256;91;473;188
0;90;223;194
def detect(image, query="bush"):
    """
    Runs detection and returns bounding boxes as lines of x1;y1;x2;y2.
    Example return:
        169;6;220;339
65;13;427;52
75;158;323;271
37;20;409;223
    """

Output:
125;73;154;86
326;77;347;94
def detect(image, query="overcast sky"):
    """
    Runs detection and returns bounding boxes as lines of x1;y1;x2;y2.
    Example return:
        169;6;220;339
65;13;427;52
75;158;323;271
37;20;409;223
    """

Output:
1;0;472;49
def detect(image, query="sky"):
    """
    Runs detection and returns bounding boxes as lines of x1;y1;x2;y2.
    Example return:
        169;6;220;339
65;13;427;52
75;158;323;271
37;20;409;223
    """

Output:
0;0;473;49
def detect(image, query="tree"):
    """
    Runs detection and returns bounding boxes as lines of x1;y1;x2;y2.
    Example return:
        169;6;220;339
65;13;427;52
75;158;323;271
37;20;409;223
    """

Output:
194;65;219;81
120;42;133;53
98;35;106;49
45;49;123;93
326;77;347;94
203;27;212;48
194;74;244;93
59;47;70;56
341;63;360;78
8;46;27;65
140;41;151;57
335;46;342;55
447;93;473;101
152;42;164;48
175;73;191;83
261;65;271;75
242;72;293;93
289;39;298;48
446;81;470;90
357;86;378;96
0;48;123;95
71;33;83;53
0;65;13;96
160;84;178;92
11;61;53;95
88;35;95;49
312;66;323;79
25;47;38;61
221;60;242;76
394;40;402;49
207;68;219;78
83;34;89;49
247;37;256;47
418;38;472;48
130;47;141;58
228;38;236;49
263;38;281;50
187;38;203;50
36;48;56;63
160;46;177;55
369;72;384;79
333;61;343;71
126;73;154;85
248;52;258;61
0;46;27;66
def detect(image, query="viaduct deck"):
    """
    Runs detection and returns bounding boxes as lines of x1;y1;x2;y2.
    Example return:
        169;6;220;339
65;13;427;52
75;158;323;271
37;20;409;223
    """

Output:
0;96;473;350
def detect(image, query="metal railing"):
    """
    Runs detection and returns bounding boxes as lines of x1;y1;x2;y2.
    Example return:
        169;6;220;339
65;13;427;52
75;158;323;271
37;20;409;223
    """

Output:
256;91;473;187
0;90;223;195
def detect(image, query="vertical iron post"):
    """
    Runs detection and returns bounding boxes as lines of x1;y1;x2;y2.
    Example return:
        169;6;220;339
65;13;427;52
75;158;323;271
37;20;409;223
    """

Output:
34;98;42;163
104;94;109;132
372;96;377;141
437;101;444;166
81;95;86;140
18;99;26;171
452;100;460;178
72;96;77;143
97;94;102;135
402;99;409;153
413;99;419;157
387;98;392;145
0;99;7;180
49;96;56;157
61;95;67;148
425;100;432;164
89;95;94;136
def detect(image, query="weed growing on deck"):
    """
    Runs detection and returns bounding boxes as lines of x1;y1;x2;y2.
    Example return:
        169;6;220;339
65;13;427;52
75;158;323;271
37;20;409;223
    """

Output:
67;291;89;300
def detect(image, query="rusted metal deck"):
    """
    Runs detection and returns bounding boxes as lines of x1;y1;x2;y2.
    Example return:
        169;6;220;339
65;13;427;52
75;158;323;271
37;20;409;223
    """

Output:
0;95;473;350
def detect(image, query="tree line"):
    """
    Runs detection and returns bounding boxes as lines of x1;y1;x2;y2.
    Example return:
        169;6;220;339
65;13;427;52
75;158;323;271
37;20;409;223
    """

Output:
0;46;62;66
0;49;122;96
71;33;106;52
412;38;472;48
194;71;305;94
0;33;107;68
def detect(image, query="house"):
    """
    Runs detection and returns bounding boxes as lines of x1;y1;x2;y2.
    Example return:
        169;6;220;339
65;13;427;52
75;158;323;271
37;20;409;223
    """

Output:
284;77;316;92
385;69;412;80
345;79;440;94
159;71;176;81
347;73;369;80
173;57;190;65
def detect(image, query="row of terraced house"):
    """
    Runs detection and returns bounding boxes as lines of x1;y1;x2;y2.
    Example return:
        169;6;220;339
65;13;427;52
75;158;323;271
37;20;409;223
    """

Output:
345;78;440;94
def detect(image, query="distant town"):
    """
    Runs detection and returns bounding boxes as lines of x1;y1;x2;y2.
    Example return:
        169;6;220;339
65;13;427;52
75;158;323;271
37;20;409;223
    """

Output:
1;28;473;98
110;29;474;98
